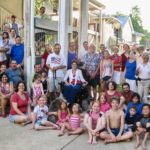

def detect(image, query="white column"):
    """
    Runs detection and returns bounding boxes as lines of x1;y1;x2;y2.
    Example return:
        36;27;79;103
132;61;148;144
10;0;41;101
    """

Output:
24;0;34;93
78;0;89;58
58;0;71;59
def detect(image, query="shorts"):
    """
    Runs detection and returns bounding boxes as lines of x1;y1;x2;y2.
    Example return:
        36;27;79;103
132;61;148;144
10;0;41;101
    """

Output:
35;118;47;126
9;113;28;123
111;128;120;136
88;75;99;87
9;114;17;123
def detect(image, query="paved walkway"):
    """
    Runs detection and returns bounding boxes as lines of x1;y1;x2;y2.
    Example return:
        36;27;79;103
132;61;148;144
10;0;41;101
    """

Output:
0;118;150;150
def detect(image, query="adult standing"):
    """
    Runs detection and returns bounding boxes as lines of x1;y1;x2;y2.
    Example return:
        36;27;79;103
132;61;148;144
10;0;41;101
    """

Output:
9;81;31;124
46;43;66;95
10;36;24;67
98;44;106;61
83;44;99;100
67;41;77;69
9;15;23;36
111;46;122;85
100;50;114;91
136;52;150;98
0;32;9;65
7;28;16;67
123;51;137;92
121;44;130;72
41;44;52;70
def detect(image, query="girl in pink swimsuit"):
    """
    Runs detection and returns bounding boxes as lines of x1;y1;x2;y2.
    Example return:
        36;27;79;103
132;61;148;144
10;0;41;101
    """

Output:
58;103;84;136
84;101;106;144
32;74;44;106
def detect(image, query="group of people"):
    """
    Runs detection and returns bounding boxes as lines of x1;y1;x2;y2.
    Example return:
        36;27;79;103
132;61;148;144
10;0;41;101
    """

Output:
0;17;150;149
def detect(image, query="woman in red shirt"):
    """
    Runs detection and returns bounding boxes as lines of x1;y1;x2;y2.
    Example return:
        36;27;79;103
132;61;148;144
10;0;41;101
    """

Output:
105;81;125;109
9;81;31;124
111;46;122;85
41;44;52;70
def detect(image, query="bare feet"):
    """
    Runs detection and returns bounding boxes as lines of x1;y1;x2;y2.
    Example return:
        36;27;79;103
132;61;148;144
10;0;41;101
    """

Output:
87;137;92;144
104;139;116;144
134;141;140;149
142;142;146;150
58;133;64;136
92;136;97;145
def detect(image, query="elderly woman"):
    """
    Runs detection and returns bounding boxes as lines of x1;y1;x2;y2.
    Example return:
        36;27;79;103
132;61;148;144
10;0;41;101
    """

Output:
63;60;87;105
136;52;150;98
0;73;14;117
9;81;31;124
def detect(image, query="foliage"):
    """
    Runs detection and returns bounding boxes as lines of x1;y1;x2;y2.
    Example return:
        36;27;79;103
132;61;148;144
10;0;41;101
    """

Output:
130;5;150;46
34;0;43;16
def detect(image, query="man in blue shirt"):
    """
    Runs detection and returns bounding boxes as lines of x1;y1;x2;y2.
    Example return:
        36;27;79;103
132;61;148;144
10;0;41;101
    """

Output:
10;36;24;67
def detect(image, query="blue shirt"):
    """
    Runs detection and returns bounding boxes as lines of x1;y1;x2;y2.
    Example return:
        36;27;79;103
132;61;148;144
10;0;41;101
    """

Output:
125;60;136;80
67;51;77;69
10;43;24;65
126;101;143;117
6;68;22;87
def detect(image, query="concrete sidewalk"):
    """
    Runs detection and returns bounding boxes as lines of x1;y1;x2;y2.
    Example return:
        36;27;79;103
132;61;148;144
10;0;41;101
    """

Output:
0;118;149;150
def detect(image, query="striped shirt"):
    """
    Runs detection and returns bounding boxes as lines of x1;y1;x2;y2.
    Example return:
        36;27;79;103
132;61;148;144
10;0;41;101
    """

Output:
69;115;80;129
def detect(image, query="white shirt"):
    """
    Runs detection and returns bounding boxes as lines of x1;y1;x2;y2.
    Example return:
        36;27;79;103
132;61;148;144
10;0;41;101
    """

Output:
137;62;150;79
34;105;48;119
64;69;86;85
46;52;66;78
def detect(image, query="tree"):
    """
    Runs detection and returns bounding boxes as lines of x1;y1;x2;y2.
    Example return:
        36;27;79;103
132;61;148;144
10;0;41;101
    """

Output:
130;5;150;46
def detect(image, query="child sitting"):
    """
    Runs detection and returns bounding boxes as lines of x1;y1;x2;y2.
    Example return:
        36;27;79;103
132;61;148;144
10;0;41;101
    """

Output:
126;93;143;117
84;101;106;144
56;100;70;127
99;93;111;113
125;106;137;131
32;96;59;130
134;104;150;150
100;97;133;144
58;103;84;136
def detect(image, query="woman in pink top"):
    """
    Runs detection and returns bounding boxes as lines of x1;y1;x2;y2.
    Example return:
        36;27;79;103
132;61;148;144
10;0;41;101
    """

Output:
0;73;14;117
58;103;84;136
99;93;111;113
84;101;106;144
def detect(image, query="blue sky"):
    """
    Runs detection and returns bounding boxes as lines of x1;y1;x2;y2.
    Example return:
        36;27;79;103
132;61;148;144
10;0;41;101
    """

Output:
100;0;150;32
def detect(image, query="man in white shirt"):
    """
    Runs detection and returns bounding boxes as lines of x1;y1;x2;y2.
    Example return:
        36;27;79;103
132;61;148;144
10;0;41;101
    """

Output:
46;43;66;94
136;52;150;98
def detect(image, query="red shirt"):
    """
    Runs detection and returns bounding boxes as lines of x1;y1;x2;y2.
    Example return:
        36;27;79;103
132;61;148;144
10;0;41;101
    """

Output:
110;54;122;71
121;53;128;71
10;92;29;115
105;90;122;104
42;52;49;69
